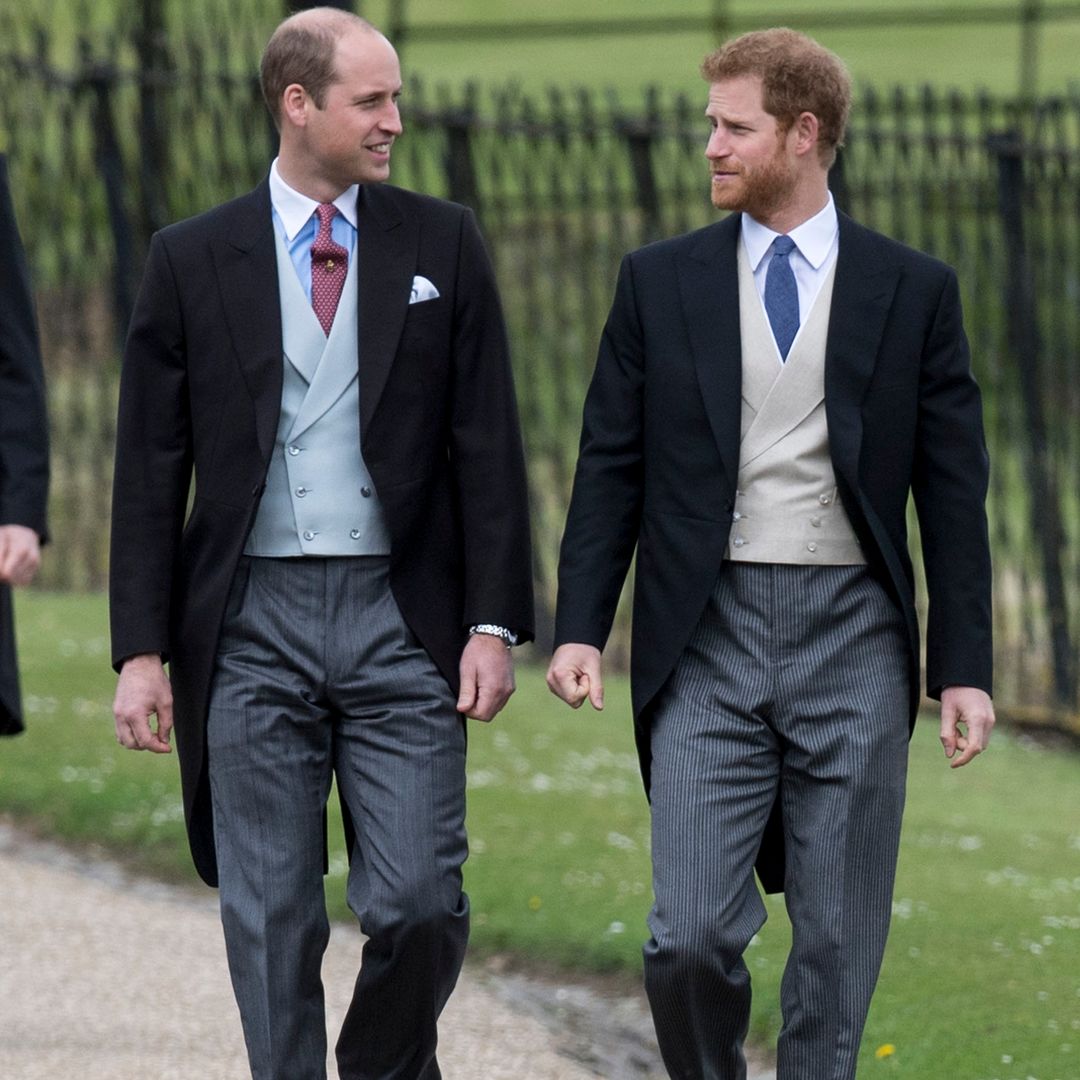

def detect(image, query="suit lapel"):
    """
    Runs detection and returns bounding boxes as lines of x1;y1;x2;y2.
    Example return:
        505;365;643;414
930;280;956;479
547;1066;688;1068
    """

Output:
824;214;901;490
740;353;825;467
738;253;838;466
355;184;418;433
272;222;324;386
211;181;284;463
288;253;361;441
677;215;742;491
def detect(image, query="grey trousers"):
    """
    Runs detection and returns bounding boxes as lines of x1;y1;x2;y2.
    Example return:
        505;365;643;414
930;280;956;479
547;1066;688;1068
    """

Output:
207;556;468;1080
644;563;910;1080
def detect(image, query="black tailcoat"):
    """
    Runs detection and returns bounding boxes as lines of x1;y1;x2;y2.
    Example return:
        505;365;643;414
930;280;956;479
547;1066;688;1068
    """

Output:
110;181;534;884
554;212;992;892
0;155;50;735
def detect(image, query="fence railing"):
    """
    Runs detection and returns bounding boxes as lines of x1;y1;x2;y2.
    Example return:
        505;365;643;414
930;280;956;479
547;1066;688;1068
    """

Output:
4;26;1079;721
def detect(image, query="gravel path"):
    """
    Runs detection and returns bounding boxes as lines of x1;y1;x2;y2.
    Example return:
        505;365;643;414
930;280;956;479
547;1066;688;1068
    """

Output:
0;824;775;1080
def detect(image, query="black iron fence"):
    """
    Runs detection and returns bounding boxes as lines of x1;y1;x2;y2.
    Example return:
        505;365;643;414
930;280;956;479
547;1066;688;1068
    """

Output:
3;24;1079;722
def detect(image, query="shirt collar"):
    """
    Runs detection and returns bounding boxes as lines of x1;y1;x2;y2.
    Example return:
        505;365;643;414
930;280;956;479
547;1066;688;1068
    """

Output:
269;158;359;240
741;192;838;272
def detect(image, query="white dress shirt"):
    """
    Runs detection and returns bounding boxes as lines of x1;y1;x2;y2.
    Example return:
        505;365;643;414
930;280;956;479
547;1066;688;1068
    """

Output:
741;194;840;362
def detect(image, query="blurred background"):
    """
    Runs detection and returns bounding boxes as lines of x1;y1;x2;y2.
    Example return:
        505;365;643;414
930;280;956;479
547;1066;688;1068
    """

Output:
1;2;1078;1075
3;0;1080;722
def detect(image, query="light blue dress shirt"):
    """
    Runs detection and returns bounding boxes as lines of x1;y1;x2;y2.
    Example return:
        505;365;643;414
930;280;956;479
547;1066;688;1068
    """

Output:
268;158;357;303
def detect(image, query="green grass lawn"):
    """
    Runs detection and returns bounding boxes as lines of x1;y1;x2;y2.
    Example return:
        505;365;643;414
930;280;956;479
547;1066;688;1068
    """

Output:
315;0;1080;97
3;591;1079;1076
394;17;1080;101
22;0;1080;97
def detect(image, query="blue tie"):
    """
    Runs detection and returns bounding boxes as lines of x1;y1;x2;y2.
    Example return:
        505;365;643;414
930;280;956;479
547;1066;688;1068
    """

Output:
764;235;798;361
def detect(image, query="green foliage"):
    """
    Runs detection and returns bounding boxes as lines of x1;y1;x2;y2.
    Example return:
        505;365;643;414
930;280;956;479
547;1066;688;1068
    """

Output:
3;593;1078;1073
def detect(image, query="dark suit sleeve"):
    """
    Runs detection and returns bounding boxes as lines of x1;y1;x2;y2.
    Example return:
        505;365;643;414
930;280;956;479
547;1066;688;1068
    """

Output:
0;157;49;538
553;254;646;649
911;268;993;699
109;232;193;669
449;208;534;641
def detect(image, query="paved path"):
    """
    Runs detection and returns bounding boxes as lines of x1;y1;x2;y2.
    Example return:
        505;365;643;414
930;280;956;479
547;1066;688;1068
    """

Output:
0;825;775;1079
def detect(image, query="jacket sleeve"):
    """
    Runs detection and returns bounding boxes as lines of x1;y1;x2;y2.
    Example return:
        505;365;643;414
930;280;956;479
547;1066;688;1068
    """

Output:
553;253;646;650
0;157;49;538
448;208;535;642
109;232;193;669
911;268;993;699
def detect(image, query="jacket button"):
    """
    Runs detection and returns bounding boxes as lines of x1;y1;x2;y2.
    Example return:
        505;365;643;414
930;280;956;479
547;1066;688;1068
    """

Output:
360;486;372;498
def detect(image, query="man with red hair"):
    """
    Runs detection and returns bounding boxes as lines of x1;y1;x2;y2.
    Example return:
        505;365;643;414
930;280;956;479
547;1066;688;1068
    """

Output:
550;28;993;1078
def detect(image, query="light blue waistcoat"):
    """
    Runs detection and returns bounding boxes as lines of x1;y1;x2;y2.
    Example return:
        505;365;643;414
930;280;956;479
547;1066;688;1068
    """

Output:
244;225;390;557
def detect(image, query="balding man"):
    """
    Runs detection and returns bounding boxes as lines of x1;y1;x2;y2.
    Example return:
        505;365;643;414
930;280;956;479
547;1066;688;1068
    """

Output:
110;10;532;1078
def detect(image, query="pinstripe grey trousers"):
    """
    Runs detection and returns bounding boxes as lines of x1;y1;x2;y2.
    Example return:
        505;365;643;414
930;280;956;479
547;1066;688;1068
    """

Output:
644;562;910;1080
206;556;468;1080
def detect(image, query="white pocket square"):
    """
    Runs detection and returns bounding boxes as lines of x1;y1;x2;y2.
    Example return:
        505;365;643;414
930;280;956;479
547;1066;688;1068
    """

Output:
409;275;440;304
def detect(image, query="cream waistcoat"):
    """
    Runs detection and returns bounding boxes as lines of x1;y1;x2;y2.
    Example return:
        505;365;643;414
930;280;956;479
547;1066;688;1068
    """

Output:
725;240;865;565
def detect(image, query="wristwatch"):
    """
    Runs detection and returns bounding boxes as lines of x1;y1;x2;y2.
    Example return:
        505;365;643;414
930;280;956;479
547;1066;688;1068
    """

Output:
468;623;518;648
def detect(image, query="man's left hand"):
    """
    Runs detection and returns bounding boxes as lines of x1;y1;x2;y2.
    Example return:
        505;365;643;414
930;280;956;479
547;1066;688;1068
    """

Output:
0;525;41;586
940;686;995;768
457;633;515;722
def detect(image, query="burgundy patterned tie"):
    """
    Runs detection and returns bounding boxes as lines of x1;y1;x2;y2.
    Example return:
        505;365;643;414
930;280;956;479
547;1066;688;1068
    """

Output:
310;203;348;336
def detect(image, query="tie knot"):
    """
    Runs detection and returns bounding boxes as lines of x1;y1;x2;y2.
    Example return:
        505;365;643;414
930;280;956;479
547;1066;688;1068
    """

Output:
772;234;796;258
315;203;338;232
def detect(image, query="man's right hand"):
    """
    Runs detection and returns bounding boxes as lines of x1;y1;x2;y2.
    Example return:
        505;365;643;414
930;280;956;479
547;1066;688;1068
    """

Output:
113;653;174;753
546;643;605;711
0;524;42;586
